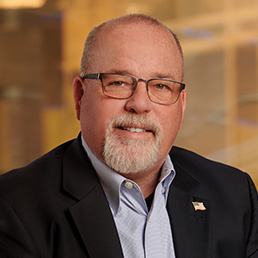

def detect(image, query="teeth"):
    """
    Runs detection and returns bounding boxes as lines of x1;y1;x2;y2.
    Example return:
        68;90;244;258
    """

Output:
124;127;146;133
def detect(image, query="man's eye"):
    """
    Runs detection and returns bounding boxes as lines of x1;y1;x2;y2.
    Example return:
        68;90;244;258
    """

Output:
111;81;124;86
106;80;126;87
154;84;169;90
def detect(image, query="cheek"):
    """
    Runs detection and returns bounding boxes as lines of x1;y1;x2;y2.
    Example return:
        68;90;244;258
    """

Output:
159;106;184;147
79;96;108;158
79;96;124;159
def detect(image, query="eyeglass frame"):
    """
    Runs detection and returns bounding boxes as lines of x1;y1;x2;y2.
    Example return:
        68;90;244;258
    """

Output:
82;73;185;105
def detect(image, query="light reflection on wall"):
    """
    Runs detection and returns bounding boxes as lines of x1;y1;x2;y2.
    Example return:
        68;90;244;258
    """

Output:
0;0;46;9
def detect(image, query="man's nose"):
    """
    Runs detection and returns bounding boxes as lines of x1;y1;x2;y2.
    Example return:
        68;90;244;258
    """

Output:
124;81;152;114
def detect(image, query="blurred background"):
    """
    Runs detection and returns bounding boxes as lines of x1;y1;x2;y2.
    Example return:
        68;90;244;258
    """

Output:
0;0;258;187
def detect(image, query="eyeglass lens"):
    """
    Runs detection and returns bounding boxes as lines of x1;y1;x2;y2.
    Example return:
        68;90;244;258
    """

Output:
101;73;182;104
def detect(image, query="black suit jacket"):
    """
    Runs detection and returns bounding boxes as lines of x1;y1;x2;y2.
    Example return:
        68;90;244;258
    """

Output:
0;135;258;258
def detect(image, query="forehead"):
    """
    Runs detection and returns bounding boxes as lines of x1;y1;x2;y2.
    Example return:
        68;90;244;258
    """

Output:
98;21;176;49
89;22;183;78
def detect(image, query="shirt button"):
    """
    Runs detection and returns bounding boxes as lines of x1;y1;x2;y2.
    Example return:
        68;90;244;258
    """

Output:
125;181;133;189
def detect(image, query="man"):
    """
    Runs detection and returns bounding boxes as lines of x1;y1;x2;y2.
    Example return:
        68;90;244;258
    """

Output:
0;14;257;258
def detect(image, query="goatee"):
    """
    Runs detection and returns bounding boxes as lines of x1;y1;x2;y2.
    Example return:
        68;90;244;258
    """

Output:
103;114;162;174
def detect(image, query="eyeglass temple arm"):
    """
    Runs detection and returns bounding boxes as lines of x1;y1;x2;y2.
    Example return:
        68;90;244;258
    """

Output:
82;73;101;80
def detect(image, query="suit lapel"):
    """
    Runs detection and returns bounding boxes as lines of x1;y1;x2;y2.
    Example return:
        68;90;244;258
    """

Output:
68;187;123;258
168;148;211;258
62;137;124;258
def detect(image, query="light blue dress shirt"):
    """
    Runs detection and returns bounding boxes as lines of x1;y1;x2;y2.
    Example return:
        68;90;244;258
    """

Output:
81;136;176;258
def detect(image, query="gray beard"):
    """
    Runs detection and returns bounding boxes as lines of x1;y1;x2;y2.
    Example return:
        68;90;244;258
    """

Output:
103;114;162;174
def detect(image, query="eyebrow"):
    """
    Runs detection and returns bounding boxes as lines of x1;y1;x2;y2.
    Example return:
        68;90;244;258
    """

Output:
104;69;175;80
105;69;131;75
152;72;175;80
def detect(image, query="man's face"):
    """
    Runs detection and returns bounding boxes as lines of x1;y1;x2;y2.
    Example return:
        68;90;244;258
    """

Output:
73;22;186;175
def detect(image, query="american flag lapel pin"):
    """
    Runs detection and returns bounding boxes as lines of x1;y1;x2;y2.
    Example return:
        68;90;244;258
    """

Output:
192;201;206;211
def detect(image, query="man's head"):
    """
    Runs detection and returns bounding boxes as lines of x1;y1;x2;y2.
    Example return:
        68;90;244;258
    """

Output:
73;14;186;176
79;14;184;77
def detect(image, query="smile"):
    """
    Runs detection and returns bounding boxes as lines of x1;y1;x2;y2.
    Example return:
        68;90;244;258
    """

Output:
122;127;147;133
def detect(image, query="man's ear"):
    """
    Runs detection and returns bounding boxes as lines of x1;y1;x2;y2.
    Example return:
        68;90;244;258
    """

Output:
73;76;85;120
179;89;187;129
181;89;187;116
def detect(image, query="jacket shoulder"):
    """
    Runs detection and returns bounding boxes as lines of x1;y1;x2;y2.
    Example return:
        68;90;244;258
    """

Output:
170;145;247;182
0;138;76;196
171;145;243;170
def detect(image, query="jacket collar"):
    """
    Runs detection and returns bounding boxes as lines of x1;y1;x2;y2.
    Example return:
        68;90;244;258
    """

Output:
62;136;124;258
167;146;211;258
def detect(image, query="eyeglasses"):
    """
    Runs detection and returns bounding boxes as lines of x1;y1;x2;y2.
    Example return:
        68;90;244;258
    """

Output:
82;73;185;105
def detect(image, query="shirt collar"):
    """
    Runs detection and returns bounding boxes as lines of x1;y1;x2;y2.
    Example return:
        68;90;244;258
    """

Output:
81;135;175;213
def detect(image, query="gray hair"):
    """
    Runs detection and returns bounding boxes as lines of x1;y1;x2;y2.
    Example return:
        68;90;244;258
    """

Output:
79;14;184;77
